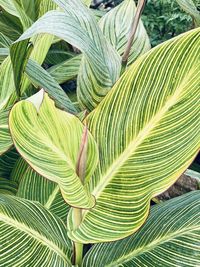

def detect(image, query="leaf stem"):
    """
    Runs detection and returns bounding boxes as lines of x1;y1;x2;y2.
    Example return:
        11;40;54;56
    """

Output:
73;208;83;266
121;0;146;70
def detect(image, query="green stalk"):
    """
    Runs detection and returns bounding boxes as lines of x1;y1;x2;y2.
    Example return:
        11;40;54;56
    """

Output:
73;208;83;266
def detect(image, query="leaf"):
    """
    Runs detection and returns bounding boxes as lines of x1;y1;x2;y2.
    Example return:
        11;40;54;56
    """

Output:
9;90;99;209
0;33;12;48
17;166;70;222
0;108;13;155
10;157;29;183
176;0;200;26
13;0;121;111
47;54;82;84
0;0;33;30
0;177;18;195
0;149;19;178
99;0;150;65
0;194;72;267
82;191;200;267
0;48;9;64
25;59;77;114
67;29;200;243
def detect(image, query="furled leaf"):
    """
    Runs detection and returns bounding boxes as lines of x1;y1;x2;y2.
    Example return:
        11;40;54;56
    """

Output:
0;108;13;155
12;0;121;112
67;28;200;243
25;59;77;114
176;0;200;26
0;33;12;48
0;48;9;64
0;194;72;267
9;90;99;209
82;191;200;267
99;0;150;65
17;166;70;222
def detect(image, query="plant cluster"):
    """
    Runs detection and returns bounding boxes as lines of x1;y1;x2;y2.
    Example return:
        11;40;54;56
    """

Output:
0;0;200;266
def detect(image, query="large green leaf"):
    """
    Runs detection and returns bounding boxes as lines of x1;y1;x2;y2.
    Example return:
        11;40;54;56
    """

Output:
176;0;200;26
0;109;13;155
17;166;70;222
82;191;200;267
9;90;99;209
67;29;200;243
13;0;121;111
0;194;72;267
99;0;150;66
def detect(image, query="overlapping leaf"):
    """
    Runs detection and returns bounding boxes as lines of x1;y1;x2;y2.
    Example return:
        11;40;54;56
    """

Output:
67;29;200;243
0;149;19;178
17;166;70;222
25;59;77;114
0;195;72;267
82;191;200;266
99;0;150;66
9;90;99;208
0;177;18;195
12;0;121;111
0;109;13;155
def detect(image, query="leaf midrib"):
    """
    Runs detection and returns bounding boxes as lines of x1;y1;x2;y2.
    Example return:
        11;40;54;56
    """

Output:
106;225;200;267
0;213;68;262
91;84;183;199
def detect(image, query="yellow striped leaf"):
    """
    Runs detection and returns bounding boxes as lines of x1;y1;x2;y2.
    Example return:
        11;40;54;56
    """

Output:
17;165;70;222
9;90;99;209
82;191;200;266
0;195;72;267
67;28;200;243
0;109;13;155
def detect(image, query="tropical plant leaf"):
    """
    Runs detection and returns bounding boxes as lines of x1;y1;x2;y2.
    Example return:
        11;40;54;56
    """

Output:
99;0;150;66
9;90;99;209
0;48;9;64
10;157;29;183
47;54;82;84
67;28;200;243
0;149;19;178
12;0;121;112
0;33;12;48
82;191;200;267
0;108;13;155
0;194;72;267
176;0;200;26
0;0;33;30
25;59;77;114
17;166;70;222
0;177;18;195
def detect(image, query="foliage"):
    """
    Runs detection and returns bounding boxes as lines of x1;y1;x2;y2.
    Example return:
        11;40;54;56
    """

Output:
0;0;200;266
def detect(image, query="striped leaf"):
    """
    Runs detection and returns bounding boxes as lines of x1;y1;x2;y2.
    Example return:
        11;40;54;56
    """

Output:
0;48;9;64
13;0;121;112
67;28;200;243
0;109;13;155
176;0;200;26
99;0;150;66
0;0;33;30
0;194;72;267
0;177;18;195
9;90;99;209
25;59;77;114
47;55;82;84
10;157;29;183
0;33;12;48
0;149;19;178
82;191;200;267
17;166;70;222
